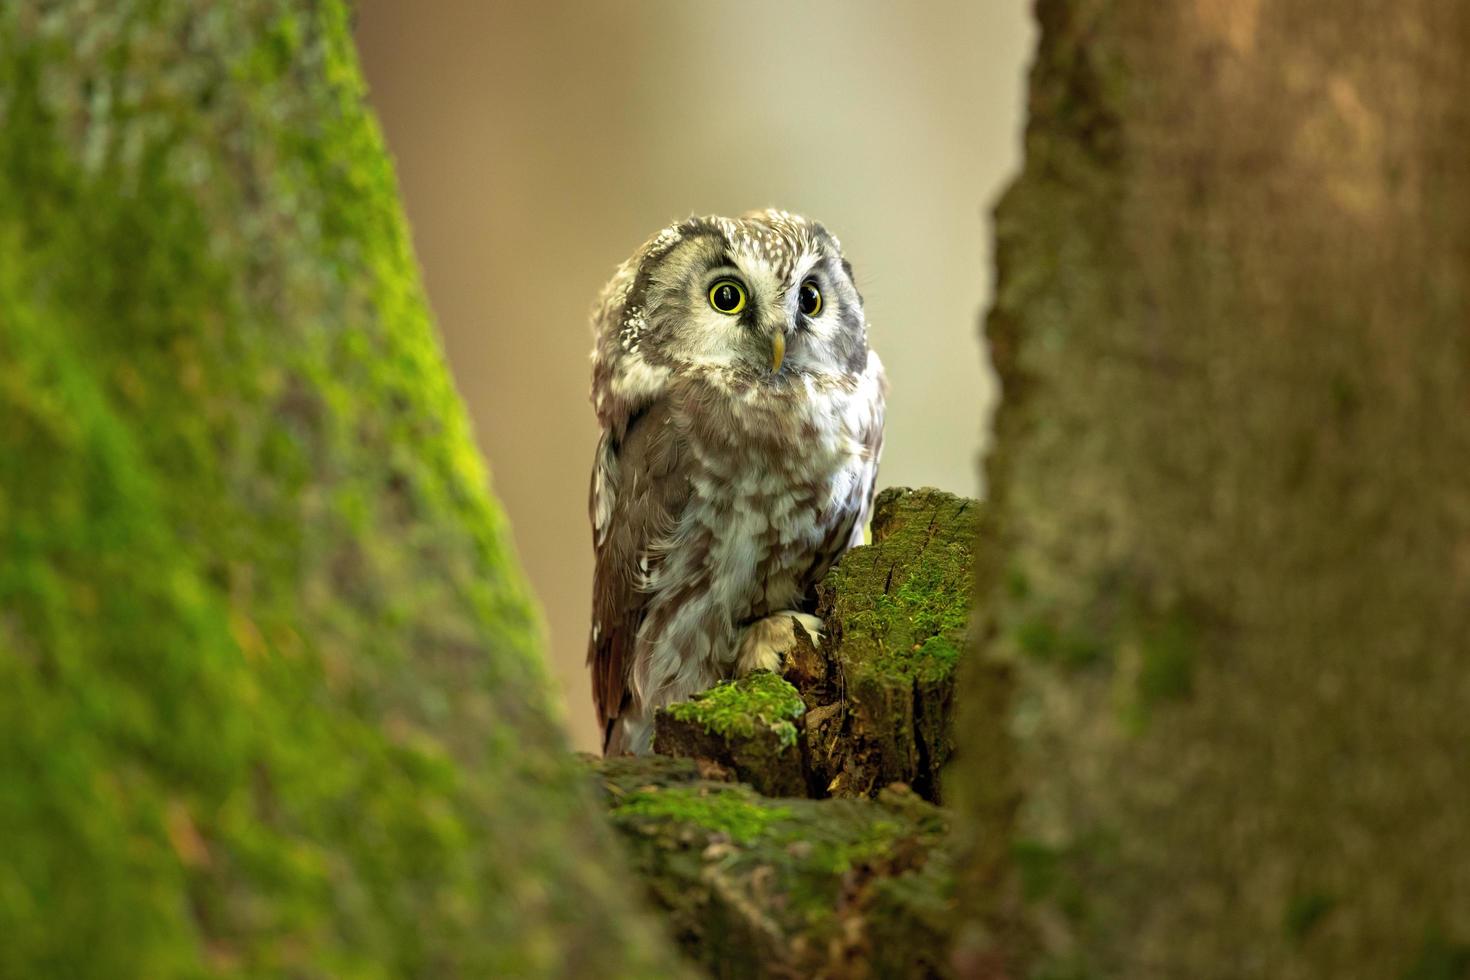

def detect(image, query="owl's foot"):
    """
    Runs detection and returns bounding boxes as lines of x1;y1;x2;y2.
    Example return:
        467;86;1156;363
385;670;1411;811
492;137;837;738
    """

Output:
734;612;823;676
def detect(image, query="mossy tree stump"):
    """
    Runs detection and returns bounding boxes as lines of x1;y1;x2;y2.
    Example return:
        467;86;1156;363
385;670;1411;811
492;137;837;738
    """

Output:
652;487;981;805
615;487;985;975
654;672;809;797
592;754;954;980
810;487;978;801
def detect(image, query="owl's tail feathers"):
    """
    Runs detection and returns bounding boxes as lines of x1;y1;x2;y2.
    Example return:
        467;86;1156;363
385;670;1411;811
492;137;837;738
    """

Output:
603;710;654;757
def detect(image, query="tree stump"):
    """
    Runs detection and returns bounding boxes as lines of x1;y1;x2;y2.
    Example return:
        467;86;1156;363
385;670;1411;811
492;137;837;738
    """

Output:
653;487;982;804
653;672;810;797
591;754;954;979
601;487;988;976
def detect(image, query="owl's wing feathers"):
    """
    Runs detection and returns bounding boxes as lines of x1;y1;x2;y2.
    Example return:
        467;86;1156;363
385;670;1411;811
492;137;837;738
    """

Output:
588;396;691;753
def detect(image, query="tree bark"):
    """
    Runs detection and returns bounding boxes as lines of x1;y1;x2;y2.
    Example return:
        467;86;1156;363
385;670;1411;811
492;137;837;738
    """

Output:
955;1;1470;977
0;3;682;976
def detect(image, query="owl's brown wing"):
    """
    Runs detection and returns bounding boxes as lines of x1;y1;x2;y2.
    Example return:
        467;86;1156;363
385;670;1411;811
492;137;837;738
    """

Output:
587;397;691;754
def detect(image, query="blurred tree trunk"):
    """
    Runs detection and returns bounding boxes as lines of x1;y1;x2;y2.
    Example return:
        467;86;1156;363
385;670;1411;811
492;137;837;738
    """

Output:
0;2;682;976
954;1;1470;977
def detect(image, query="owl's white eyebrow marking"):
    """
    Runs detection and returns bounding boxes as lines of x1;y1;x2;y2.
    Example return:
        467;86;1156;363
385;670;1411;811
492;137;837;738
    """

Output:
790;250;822;287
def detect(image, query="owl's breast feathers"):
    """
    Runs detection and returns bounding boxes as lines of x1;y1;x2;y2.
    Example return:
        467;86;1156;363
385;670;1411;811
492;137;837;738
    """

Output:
589;353;885;754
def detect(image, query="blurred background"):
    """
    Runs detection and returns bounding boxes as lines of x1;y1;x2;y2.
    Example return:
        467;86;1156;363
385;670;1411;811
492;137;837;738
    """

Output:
354;1;1034;750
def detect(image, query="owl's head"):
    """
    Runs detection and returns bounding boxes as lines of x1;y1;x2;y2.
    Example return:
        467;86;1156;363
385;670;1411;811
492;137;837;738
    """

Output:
591;210;869;421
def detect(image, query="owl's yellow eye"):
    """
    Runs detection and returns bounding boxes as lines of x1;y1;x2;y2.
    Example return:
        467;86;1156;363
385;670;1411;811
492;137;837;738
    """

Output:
798;279;822;317
708;278;748;315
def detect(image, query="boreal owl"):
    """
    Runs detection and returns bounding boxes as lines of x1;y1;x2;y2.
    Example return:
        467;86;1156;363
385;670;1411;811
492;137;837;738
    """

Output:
587;210;886;755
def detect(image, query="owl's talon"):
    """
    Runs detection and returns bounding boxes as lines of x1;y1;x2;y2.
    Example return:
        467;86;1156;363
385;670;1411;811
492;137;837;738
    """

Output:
734;612;824;676
787;612;824;649
737;644;785;676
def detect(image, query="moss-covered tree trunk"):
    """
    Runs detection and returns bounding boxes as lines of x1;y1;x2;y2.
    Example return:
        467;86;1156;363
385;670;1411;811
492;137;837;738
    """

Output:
955;1;1470;977
0;3;683;975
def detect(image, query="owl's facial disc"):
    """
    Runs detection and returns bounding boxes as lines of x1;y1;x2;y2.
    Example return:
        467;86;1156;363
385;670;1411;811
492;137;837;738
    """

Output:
665;224;862;379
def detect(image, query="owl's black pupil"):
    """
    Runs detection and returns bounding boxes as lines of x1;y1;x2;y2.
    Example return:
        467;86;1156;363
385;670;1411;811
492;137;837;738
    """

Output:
714;284;739;311
799;283;820;315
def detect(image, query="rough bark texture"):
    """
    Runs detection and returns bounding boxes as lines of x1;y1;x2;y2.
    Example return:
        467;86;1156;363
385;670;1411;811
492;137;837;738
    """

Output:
0;3;683;976
956;2;1470;977
593;754;953;980
654;487;982;805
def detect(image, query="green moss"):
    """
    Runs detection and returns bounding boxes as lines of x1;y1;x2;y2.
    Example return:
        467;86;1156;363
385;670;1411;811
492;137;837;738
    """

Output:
1006;564;1033;599
615;788;793;845
1403;929;1470;980
608;778;920;883
810;817;905;874
1015;616;1107;668
1013;839;1063;903
1032;956;1095;980
597;760;951;976
796;489;980;801
0;3;677;976
837;542;975;684
1012;839;1088;924
664;671;806;749
1284;891;1337;942
1136;609;1199;703
1009;826;1125;959
894;558;973;636
1123;602;1204;733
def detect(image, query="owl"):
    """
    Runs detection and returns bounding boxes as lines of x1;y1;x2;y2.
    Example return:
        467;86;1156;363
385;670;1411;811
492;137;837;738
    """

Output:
587;209;887;755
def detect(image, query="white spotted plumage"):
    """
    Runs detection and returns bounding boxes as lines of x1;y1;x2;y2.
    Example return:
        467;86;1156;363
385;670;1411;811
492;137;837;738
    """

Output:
587;210;886;755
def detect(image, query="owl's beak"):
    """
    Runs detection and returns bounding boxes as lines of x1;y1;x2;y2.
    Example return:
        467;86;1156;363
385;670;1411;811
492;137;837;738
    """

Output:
770;332;786;373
